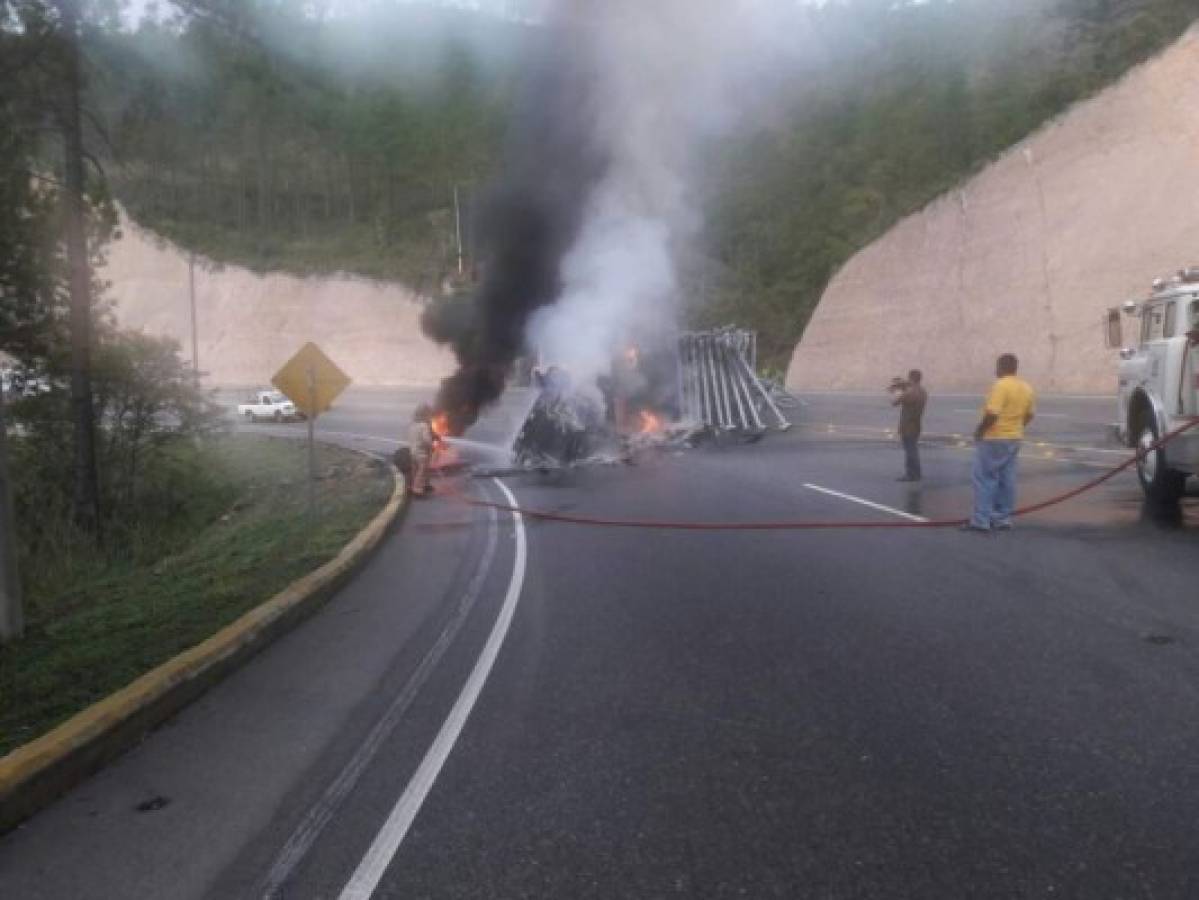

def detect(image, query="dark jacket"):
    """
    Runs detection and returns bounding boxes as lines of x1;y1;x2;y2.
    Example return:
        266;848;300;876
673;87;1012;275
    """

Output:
896;384;928;438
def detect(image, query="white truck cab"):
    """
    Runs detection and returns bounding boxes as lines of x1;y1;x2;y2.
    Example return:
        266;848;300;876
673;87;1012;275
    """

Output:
1108;268;1199;501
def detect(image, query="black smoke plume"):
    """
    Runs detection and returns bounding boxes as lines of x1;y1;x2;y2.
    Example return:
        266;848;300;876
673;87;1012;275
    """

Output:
425;18;609;435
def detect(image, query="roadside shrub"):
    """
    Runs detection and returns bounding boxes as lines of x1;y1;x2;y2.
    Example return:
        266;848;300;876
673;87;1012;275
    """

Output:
7;329;230;603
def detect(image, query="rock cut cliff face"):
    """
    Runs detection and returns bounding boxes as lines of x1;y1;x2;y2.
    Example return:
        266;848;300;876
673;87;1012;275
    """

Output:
103;216;455;387
787;25;1199;396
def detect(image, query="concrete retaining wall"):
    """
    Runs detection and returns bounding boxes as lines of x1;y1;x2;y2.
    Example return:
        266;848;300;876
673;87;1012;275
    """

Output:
787;26;1199;396
104;217;456;387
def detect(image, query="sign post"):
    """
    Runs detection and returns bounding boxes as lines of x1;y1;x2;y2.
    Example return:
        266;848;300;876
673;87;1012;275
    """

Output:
307;364;317;516
271;343;351;520
0;381;24;642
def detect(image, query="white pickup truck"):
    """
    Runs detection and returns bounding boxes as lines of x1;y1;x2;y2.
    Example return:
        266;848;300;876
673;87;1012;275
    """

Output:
1107;268;1199;501
237;390;304;423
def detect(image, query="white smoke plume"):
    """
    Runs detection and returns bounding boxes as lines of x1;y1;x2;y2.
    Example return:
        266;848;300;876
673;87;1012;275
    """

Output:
526;0;805;393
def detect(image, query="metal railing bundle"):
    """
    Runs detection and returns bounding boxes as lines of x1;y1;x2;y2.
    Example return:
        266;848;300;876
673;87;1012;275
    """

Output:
677;329;790;431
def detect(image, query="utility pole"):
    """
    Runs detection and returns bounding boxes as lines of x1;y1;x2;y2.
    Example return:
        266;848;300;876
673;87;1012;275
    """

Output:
57;0;101;535
189;251;199;383
0;381;24;642
453;184;464;277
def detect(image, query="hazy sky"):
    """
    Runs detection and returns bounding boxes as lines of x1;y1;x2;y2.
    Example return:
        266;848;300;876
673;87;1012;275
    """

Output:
122;0;525;25
123;0;152;22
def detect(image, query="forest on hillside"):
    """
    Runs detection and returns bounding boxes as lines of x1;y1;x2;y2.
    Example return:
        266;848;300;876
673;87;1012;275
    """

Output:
698;0;1199;365
26;0;1199;368
90;2;523;293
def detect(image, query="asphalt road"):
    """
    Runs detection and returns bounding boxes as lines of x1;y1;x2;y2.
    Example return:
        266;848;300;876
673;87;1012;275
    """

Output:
3;387;1199;899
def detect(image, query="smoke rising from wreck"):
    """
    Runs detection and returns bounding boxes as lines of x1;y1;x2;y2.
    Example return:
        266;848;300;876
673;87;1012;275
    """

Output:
425;12;608;435
427;1;802;434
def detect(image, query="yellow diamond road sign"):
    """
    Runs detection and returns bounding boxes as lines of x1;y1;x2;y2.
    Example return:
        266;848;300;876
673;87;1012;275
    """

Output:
272;342;351;418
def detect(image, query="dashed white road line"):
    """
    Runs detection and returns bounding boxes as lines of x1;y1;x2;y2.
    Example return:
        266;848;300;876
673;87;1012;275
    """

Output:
337;478;528;900
259;503;500;898
810;424;1128;458
803;483;930;523
798;391;1114;401
317;430;403;445
1038;445;1127;456
952;409;1070;419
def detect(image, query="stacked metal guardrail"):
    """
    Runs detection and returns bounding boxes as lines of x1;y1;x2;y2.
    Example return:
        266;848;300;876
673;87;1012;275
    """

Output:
677;329;790;431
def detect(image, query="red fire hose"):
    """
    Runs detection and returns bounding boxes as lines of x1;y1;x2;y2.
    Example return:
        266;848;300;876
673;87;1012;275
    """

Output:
439;417;1199;531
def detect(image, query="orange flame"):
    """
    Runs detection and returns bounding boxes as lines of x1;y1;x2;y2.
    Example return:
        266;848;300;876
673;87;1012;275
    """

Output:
432;413;451;439
638;410;663;434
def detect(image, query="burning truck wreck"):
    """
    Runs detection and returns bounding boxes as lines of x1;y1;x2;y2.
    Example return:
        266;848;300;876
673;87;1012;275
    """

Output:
512;367;606;468
508;327;791;469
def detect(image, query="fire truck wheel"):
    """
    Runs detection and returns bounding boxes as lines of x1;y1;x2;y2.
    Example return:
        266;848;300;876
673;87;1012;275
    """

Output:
1135;421;1186;503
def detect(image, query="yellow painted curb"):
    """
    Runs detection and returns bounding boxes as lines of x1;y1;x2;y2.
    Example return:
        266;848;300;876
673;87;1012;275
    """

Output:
0;460;407;833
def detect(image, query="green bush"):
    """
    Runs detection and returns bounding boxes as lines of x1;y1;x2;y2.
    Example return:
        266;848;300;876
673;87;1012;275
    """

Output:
7;329;228;602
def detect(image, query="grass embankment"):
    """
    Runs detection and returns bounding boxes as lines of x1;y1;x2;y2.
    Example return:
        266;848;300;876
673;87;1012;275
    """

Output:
0;435;393;757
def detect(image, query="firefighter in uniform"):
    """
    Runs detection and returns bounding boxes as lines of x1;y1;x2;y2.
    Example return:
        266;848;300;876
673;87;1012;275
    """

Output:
407;404;437;496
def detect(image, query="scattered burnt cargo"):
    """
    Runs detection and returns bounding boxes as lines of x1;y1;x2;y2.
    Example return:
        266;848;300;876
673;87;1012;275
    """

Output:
509;328;791;467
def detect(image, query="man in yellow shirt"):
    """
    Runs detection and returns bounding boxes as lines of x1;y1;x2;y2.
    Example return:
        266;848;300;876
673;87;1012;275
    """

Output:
964;354;1036;532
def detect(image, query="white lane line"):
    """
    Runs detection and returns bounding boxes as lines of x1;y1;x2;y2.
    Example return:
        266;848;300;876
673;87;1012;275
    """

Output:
318;430;403;445
951;409;1071;420
338;479;528;900
798;391;1114;401
259;503;499;898
803;483;930;523
811;424;1127;457
1044;458;1121;471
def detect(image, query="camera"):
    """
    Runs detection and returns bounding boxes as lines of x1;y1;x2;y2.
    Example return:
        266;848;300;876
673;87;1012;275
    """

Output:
887;376;910;394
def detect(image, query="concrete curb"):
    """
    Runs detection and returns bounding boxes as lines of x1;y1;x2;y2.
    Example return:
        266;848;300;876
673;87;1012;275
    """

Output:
0;461;407;834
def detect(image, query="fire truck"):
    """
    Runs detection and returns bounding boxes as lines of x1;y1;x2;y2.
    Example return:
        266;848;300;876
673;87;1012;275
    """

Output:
1107;268;1199;501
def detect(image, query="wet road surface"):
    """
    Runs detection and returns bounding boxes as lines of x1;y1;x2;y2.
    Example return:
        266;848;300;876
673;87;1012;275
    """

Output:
3;387;1199;899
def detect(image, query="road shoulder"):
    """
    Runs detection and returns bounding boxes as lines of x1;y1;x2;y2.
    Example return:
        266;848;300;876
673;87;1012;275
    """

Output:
0;463;407;834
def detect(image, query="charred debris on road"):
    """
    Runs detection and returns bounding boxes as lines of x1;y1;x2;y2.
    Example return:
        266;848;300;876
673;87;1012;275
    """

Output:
446;328;795;476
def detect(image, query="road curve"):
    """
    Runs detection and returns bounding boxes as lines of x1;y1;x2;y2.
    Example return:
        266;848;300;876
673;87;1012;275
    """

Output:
3;390;1199;899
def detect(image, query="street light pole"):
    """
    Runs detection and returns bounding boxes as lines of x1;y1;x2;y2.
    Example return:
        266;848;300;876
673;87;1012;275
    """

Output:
0;380;24;642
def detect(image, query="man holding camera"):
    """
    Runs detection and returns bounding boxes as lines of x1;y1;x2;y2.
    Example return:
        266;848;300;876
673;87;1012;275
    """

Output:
891;369;928;482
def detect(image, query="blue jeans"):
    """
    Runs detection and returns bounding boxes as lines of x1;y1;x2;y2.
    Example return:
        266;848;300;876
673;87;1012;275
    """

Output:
901;434;921;479
971;440;1021;529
